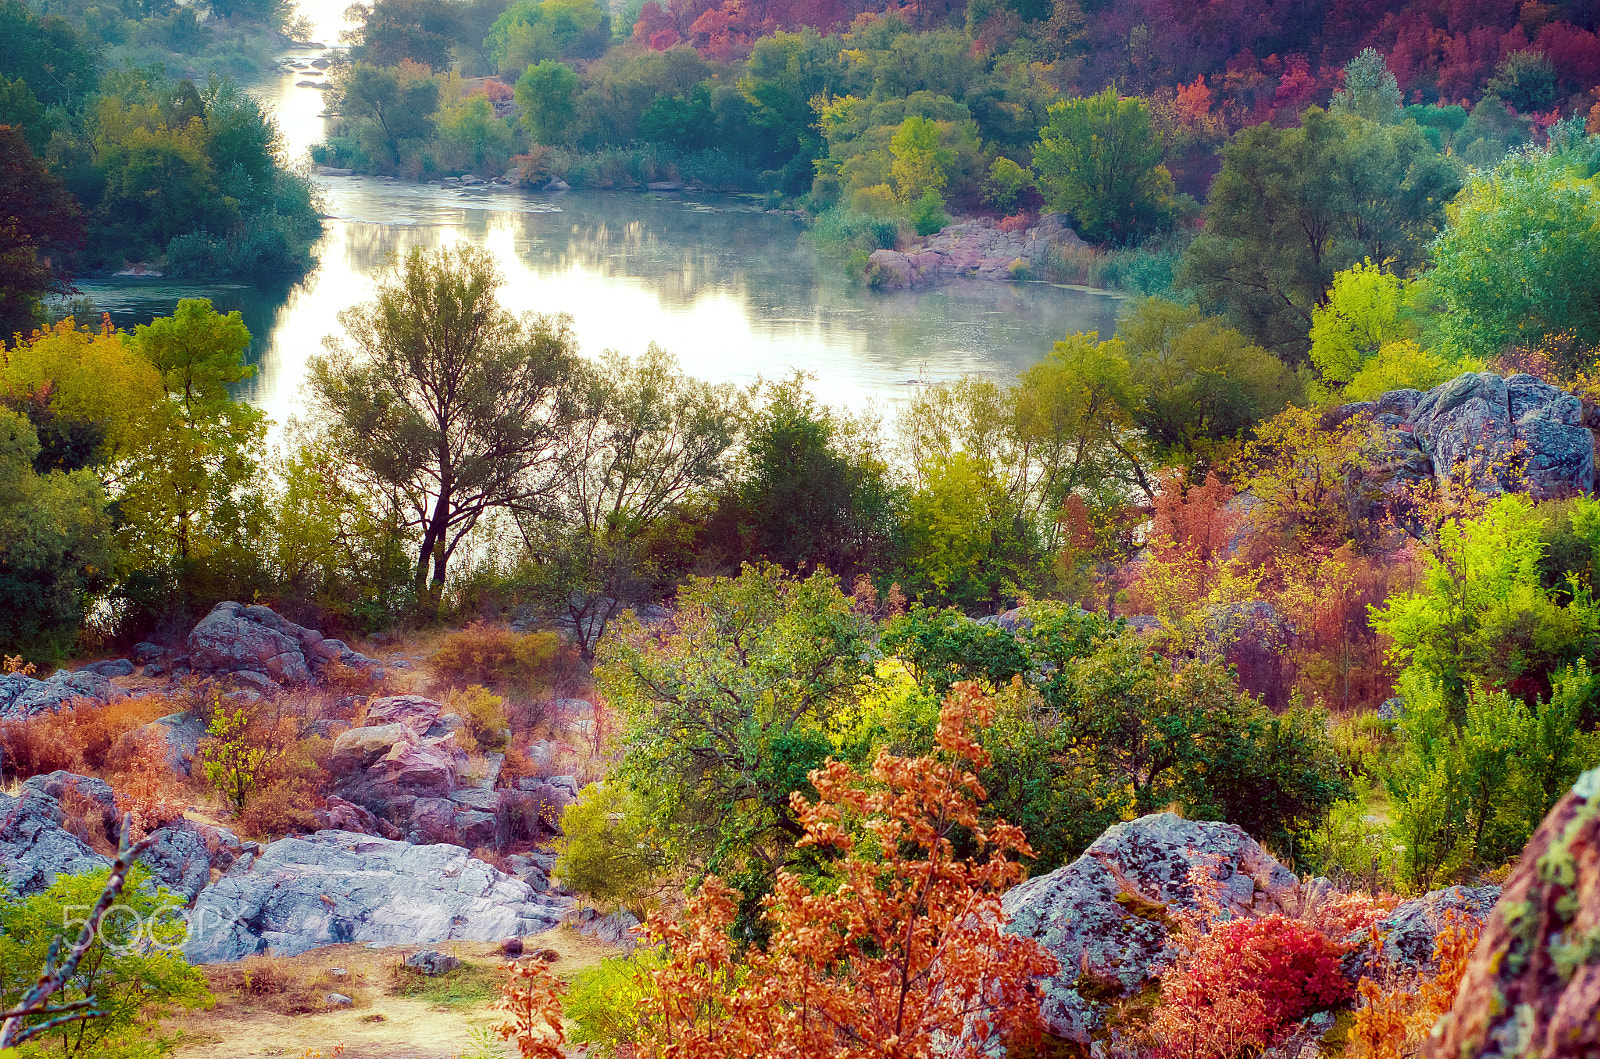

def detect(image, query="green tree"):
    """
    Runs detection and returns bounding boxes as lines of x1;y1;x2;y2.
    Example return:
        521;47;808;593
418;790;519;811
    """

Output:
1033;87;1174;243
1371;493;1599;708
0;867;211;1057
1427;143;1600;361
1179;108;1461;361
200;706;266;812
1054;634;1348;854
555;782;666;913
1307;261;1408;390
637;83;714;151
1385;667;1600;891
983;155;1033;214
1329;47;1401;124
514;59;579;145
490;0;608;73
520;344;740;656
0;408;114;660
265;441;416;631
596;564;873;921
899;451;1042;608
889;114;953;203
334;62;441;168
346;0;464;70
438;93;515;171
1484;49;1557;114
117;298;265;571
1452;93;1529;167
309;245;581;599
716;374;903;581
1116;297;1299;469
0;0;98;110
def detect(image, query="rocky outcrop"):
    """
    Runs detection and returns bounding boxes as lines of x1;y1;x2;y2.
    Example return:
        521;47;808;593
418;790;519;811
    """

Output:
568;906;641;951
1423;767;1600;1059
1000;813;1301;1044
867;214;1086;289
182;830;573;963
1344;373;1595;512
0;667;129;719
123;712;208;776
0;785;112;895
1;773;244;900
186;601;384;688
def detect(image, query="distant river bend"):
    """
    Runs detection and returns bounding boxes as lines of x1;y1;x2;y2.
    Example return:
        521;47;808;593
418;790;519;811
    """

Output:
69;42;1125;427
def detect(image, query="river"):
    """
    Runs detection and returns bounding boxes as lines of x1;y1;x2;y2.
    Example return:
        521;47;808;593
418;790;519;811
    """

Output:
64;5;1125;429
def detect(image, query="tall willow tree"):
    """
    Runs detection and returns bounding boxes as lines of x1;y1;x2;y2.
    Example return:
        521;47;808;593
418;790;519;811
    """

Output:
309;244;581;599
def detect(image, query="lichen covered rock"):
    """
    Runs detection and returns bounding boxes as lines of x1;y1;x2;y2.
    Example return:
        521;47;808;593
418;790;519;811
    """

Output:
1422;767;1600;1059
999;812;1300;1044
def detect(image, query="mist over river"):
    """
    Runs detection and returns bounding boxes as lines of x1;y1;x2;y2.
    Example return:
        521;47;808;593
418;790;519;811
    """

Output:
64;4;1125;427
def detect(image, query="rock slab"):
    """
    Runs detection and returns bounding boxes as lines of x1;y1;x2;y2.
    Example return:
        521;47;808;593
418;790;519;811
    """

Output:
182;830;573;962
187;601;384;686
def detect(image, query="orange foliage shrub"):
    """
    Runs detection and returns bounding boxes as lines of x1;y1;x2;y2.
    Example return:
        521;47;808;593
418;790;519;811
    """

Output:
1347;913;1482;1059
1151;914;1353;1058
0;695;176;778
616;684;1057;1059
114;734;188;839
494;960;567;1059
431;623;564;695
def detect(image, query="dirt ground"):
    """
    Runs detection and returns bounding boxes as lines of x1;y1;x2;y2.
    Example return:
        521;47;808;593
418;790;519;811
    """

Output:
166;927;622;1059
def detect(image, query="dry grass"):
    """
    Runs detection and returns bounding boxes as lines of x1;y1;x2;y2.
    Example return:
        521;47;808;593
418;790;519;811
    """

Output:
0;693;185;778
167;930;624;1059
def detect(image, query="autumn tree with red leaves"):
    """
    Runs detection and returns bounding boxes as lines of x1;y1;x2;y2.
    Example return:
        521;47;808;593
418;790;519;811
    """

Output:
617;683;1058;1059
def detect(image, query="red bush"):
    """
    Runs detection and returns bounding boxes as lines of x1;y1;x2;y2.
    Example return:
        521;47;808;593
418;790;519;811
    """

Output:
1151;913;1353;1059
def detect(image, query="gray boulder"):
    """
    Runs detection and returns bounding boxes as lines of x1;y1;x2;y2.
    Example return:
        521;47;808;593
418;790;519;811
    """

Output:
133;642;167;665
182;830;572;962
189;601;318;683
0;788;111;895
404;949;462;975
568;906;641;951
84;658;134;677
124;712;207;776
999;812;1301;1045
0;668;128;719
186;601;384;687
1344;883;1501;980
4;773;242;901
1345;372;1595;505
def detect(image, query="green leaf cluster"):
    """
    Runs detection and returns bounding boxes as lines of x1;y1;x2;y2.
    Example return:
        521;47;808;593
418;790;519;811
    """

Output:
0;868;212;1058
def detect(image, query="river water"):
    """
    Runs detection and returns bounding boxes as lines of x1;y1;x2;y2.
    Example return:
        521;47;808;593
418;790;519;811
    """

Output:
66;7;1125;428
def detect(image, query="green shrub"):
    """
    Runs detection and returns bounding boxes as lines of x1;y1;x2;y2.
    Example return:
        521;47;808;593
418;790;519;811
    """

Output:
909;187;950;236
446;684;512;752
0;867;212;1057
555;782;664;914
564;950;670;1057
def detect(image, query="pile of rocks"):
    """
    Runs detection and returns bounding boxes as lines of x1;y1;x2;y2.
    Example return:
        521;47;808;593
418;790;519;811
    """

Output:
186;601;385;690
0;667;128;719
325;694;580;850
866;214;1087;289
